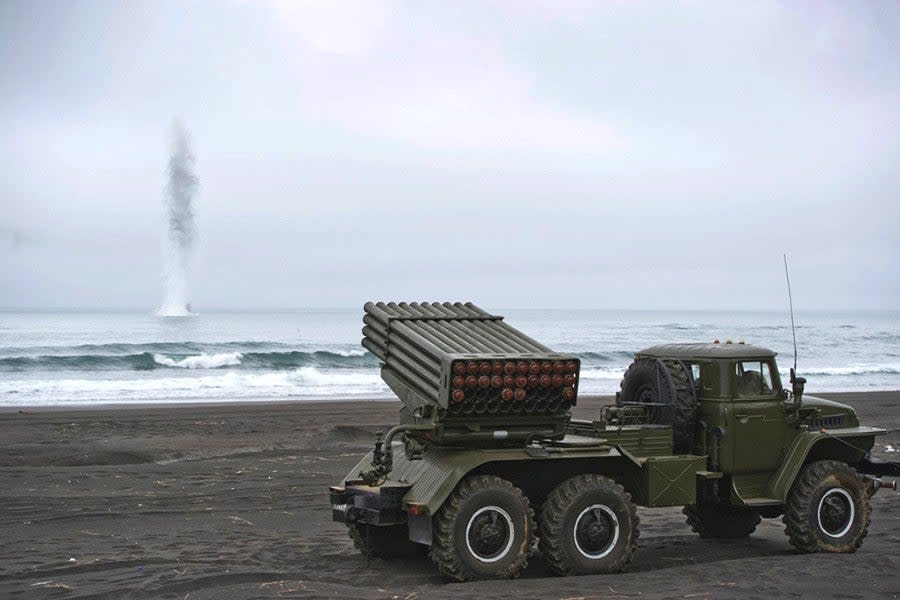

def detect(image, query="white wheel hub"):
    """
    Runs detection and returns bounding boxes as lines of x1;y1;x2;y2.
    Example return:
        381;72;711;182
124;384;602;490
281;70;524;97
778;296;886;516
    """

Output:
465;505;515;563
817;487;855;538
573;503;620;559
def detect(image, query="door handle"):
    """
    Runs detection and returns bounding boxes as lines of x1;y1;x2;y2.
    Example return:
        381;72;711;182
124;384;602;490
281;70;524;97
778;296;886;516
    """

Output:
736;414;765;422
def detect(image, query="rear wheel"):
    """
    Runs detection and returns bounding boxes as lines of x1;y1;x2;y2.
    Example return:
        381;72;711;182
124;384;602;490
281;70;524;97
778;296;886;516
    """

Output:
538;474;639;575
347;523;422;559
683;504;761;538
431;475;534;581
783;460;870;553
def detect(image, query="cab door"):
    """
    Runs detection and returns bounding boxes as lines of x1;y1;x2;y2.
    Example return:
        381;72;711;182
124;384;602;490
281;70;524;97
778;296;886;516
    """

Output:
728;360;791;475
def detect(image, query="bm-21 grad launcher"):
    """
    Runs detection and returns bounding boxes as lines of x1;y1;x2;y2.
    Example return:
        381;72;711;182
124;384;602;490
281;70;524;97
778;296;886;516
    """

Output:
330;302;895;582
361;301;580;451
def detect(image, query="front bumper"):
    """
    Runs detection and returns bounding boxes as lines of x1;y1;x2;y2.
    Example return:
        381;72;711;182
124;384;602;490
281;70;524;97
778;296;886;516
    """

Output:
329;482;411;526
858;453;900;477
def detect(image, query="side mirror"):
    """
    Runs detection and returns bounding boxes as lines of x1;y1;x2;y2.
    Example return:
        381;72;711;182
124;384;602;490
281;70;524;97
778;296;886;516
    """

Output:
789;368;806;412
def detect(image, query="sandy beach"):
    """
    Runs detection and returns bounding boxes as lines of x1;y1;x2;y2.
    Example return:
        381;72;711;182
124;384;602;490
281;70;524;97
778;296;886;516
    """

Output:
1;392;897;599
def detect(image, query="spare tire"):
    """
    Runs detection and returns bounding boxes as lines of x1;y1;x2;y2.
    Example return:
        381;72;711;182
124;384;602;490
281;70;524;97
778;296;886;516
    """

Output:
619;358;697;454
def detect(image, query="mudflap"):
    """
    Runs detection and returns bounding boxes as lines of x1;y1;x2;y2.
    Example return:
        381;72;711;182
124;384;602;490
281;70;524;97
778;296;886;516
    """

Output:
407;513;433;545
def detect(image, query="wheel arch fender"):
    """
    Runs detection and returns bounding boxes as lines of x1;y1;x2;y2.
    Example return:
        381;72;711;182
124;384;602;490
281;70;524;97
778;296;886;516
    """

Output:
768;428;879;501
471;453;644;510
401;446;641;517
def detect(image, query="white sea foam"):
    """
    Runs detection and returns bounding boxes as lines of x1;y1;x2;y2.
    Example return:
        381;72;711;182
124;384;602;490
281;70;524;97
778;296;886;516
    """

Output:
333;349;368;357
0;367;389;406
153;352;243;369
156;302;195;318
579;366;630;380
794;364;900;376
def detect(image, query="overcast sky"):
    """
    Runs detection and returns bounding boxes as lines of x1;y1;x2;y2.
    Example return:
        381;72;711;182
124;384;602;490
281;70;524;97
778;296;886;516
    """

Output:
2;1;898;311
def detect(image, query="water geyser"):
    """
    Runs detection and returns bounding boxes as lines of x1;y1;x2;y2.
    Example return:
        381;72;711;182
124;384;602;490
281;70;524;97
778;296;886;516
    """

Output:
158;121;198;317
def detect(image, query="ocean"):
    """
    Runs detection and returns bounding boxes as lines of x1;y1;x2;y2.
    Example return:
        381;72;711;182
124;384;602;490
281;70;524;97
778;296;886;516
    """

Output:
1;309;897;407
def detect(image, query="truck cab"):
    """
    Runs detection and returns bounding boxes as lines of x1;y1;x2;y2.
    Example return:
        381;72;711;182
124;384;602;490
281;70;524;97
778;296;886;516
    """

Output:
625;342;864;506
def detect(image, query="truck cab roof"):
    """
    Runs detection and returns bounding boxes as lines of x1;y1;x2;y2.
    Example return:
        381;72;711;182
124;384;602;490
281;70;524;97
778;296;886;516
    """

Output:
635;343;776;360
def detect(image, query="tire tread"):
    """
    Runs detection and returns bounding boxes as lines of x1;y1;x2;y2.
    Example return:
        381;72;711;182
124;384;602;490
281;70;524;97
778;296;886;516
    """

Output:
538;474;639;576
783;459;870;553
347;523;421;559
682;504;760;538
430;474;534;581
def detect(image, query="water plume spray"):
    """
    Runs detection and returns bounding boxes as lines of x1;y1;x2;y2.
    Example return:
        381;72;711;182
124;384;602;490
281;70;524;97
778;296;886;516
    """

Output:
157;121;198;317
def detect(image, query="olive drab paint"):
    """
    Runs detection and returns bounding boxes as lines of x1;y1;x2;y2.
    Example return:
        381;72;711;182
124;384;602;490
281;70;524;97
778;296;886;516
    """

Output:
329;302;893;581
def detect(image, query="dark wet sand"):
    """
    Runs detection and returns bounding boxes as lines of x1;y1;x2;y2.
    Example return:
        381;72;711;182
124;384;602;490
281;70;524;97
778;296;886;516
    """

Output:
0;392;897;599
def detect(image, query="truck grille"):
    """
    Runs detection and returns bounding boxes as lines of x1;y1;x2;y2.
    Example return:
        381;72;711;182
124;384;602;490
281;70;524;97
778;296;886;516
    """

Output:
810;414;844;429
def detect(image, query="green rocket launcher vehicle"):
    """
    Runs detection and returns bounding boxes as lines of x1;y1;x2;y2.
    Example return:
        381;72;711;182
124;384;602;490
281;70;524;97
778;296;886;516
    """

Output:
329;302;896;581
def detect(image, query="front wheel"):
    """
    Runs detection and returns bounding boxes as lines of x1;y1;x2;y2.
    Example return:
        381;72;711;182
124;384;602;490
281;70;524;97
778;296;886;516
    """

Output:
538;474;639;575
430;475;535;581
783;460;870;553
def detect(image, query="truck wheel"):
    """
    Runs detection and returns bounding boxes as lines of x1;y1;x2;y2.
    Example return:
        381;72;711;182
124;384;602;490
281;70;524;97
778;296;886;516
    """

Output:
538;474;639;575
683;504;761;538
783;460;871;553
347;523;422;559
430;475;534;581
619;359;697;454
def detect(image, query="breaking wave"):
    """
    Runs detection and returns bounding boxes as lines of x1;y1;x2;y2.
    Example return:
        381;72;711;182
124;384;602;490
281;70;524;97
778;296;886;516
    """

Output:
0;347;378;372
578;366;630;380
153;352;243;369
575;351;635;363
0;346;632;373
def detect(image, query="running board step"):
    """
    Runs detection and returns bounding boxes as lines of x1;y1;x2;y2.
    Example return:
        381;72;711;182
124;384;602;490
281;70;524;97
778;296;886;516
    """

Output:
742;498;783;506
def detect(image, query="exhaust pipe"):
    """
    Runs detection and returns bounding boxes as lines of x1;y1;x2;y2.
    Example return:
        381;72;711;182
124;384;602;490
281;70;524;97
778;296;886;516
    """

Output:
864;476;898;497
875;479;898;491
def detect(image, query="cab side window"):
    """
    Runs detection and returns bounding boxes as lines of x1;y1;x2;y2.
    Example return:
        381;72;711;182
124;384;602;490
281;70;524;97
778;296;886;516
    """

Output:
690;362;719;396
735;361;776;397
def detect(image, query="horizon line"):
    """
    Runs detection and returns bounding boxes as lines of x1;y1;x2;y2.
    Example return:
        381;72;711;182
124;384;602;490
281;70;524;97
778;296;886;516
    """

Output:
1;306;897;313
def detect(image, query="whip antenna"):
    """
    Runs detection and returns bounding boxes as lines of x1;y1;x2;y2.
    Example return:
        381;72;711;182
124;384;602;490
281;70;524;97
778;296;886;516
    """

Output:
783;253;798;374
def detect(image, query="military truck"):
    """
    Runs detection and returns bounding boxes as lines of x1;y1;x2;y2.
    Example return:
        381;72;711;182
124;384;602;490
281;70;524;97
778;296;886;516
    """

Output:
329;302;896;581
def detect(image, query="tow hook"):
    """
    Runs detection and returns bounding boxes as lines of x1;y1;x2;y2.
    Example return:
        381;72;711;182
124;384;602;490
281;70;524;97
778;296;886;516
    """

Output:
863;476;898;497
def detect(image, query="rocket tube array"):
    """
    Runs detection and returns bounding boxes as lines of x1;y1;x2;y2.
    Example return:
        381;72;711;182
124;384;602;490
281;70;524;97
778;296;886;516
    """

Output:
362;302;579;416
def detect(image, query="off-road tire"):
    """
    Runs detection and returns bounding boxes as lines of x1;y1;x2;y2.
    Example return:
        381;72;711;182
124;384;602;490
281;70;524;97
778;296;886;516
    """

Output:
683;504;761;538
619;358;697;453
783;460;870;553
347;523;422;559
431;474;535;581
538;474;639;575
